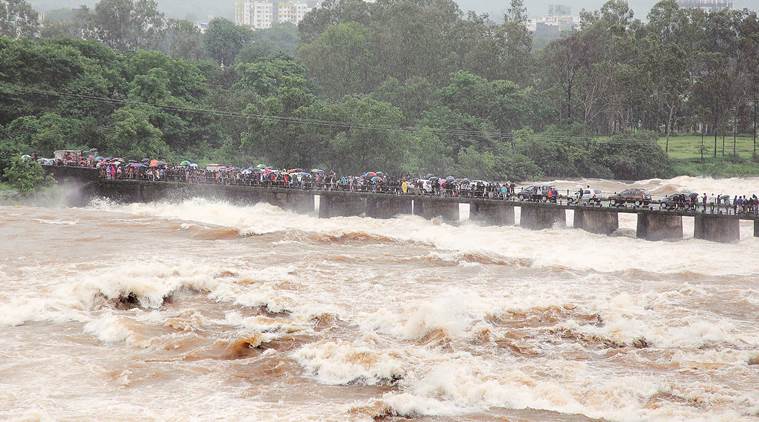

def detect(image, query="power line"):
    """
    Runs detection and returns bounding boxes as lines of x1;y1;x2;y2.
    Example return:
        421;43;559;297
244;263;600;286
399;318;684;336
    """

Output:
0;82;513;140
0;82;677;147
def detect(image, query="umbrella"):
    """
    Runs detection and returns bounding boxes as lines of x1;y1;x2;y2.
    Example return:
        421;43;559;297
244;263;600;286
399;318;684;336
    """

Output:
20;154;31;161
189;163;199;169
256;164;268;169
365;172;377;178
311;169;324;174
95;156;104;161
141;158;150;165
180;160;191;166
149;159;158;168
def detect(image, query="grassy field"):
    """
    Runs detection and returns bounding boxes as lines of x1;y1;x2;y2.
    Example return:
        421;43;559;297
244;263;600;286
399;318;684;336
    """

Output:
658;135;757;160
655;135;759;177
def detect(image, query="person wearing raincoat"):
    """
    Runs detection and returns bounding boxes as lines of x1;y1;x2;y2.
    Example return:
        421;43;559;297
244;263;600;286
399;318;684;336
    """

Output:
401;179;408;194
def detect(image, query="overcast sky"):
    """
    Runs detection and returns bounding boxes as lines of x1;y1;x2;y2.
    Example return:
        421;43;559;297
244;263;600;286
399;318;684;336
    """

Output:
29;0;757;21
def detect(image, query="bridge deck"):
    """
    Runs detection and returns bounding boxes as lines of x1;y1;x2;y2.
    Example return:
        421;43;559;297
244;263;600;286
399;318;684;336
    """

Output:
95;179;759;221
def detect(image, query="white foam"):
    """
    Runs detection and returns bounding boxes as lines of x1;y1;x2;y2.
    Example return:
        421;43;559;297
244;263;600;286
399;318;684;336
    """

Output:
90;197;759;276
292;341;406;385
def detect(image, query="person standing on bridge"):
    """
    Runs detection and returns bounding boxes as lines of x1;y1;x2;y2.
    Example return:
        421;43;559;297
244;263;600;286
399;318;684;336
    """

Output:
702;193;707;212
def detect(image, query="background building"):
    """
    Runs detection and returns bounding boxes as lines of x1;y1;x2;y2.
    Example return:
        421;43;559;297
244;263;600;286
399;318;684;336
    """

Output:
677;0;733;11
277;2;311;25
528;5;576;38
235;0;311;29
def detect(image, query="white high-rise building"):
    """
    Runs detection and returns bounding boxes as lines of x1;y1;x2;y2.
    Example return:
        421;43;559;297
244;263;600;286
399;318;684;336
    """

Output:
677;0;732;11
253;1;274;28
235;0;275;29
277;2;311;25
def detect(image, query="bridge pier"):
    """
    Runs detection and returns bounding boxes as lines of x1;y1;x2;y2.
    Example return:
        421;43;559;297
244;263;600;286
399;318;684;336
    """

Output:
264;191;314;214
755;220;759;238
318;193;366;218
414;198;459;223
573;208;619;235
694;214;740;243
519;206;565;230
636;213;683;241
470;202;515;226
366;196;412;219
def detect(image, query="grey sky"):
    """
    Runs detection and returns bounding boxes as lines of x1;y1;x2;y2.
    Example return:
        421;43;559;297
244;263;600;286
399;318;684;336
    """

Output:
29;0;758;22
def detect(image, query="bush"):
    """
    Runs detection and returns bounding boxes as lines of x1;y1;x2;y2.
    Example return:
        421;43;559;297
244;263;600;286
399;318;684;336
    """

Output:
592;135;672;180
494;152;542;181
3;156;51;193
518;131;612;178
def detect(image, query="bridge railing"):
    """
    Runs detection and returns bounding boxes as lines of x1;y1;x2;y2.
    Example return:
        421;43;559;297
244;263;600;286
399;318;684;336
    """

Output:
46;165;759;218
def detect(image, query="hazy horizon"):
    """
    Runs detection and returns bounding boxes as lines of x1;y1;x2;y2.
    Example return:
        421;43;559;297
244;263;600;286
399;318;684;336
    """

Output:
28;0;759;22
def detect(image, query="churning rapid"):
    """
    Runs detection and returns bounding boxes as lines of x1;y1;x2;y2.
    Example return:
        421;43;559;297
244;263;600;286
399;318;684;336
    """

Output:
1;176;758;421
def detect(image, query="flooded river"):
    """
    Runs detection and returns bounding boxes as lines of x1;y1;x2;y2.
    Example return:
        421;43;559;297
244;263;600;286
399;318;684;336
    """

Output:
1;176;758;421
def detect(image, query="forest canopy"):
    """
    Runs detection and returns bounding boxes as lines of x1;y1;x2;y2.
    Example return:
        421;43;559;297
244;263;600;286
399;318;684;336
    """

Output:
1;0;758;180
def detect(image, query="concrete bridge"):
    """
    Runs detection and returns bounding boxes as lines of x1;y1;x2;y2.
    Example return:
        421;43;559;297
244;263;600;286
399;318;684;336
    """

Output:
46;166;759;243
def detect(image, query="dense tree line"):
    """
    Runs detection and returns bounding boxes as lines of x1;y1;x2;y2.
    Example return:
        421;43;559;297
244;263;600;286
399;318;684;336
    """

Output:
2;0;756;181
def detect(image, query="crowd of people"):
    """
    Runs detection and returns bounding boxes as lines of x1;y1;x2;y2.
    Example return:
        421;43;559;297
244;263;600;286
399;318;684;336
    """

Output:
94;157;516;199
37;153;759;215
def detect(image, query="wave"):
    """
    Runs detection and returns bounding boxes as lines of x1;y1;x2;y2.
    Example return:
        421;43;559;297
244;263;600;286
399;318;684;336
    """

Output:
292;341;406;386
87;197;759;277
545;175;759;198
178;223;242;240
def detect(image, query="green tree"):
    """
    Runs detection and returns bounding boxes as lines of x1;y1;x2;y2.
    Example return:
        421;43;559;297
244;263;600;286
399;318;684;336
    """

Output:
644;0;690;152
236;23;299;62
5;113;84;155
498;0;532;84
3;155;49;193
1;0;39;38
92;0;166;51
371;76;436;123
161;20;205;61
106;105;168;158
402;128;454;176
203;18;253;66
592;133;672;179
298;22;375;98
39;6;95;40
440;70;534;133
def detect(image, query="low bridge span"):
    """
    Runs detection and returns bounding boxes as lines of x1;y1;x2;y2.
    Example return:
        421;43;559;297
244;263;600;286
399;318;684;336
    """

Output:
46;166;759;243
